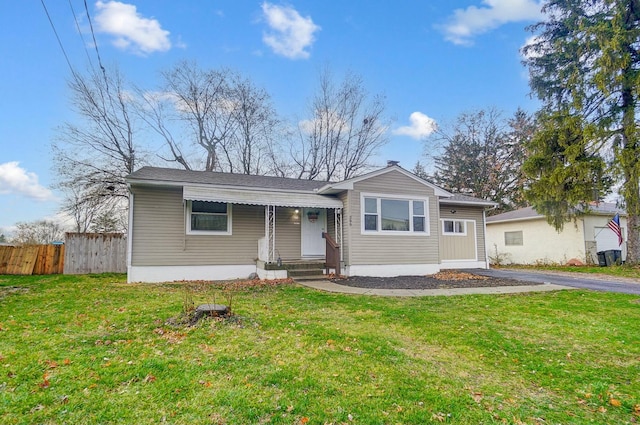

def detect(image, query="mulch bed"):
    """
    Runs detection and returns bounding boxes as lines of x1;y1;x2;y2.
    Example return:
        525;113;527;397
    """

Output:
331;270;540;290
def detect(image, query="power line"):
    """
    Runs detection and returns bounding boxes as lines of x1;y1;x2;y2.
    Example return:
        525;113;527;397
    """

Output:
83;0;106;75
68;0;94;68
40;0;77;77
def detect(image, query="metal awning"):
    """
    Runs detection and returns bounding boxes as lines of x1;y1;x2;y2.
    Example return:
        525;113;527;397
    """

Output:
183;186;343;209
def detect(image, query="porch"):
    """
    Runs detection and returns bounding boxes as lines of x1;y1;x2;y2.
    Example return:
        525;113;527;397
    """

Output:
182;185;343;279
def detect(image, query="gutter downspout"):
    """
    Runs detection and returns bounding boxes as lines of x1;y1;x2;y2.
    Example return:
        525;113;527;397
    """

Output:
127;189;134;283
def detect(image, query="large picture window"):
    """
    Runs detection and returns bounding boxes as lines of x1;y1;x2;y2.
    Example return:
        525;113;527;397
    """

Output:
187;201;231;234
362;195;428;234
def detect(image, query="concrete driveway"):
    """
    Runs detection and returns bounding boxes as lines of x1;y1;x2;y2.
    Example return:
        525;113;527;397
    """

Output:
472;268;640;295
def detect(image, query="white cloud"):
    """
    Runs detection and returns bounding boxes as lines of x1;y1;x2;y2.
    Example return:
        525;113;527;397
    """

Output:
261;2;320;59
94;1;171;55
0;162;56;202
442;0;543;46
393;112;437;139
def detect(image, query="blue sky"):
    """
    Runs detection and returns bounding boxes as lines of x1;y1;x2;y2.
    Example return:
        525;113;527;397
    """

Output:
0;0;543;234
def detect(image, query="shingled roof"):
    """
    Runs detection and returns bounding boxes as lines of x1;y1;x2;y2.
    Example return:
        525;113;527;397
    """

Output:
487;203;625;223
127;167;328;192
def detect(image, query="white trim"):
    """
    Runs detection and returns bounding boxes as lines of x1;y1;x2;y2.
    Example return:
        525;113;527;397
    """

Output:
345;263;441;277
127;192;134;269
360;192;430;236
441;218;467;236
440;260;488;269
483;209;490;268
185;201;233;235
128;265;256;283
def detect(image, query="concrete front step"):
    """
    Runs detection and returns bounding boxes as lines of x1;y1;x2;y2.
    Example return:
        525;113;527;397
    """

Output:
261;260;325;271
293;274;331;282
288;268;327;277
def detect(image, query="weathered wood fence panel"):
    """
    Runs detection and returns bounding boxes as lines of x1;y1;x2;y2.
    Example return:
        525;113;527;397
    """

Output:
64;233;127;274
0;245;65;275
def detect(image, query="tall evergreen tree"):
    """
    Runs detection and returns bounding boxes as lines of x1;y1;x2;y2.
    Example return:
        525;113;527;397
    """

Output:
523;0;640;263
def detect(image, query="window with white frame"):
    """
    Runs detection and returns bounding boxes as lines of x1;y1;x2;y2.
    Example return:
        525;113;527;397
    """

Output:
187;200;231;234
442;219;466;235
362;196;427;234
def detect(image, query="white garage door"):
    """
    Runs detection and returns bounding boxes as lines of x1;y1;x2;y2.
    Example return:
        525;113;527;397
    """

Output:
595;226;626;259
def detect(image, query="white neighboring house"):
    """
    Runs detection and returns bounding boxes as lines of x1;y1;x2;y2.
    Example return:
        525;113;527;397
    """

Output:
485;203;627;265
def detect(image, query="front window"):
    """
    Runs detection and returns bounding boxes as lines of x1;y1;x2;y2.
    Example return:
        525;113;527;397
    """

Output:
188;201;231;234
443;219;465;235
362;195;428;234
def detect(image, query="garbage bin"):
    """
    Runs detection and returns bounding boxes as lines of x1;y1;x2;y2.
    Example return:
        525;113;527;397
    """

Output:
604;250;616;266
613;249;622;265
597;251;607;267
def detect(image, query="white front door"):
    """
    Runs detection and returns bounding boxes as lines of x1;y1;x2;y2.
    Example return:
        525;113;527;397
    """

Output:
301;208;326;257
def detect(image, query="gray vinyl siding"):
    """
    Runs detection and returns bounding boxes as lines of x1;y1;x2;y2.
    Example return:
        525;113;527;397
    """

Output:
439;205;486;261
275;207;301;260
347;170;440;265
131;185;264;266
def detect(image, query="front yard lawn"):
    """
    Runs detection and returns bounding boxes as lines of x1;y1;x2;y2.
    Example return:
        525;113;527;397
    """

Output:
1;274;639;424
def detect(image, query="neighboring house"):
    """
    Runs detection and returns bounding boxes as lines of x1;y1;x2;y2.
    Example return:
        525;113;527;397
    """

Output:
486;203;627;265
126;164;496;283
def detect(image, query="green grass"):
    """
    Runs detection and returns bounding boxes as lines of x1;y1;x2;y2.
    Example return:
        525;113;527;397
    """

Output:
1;274;640;424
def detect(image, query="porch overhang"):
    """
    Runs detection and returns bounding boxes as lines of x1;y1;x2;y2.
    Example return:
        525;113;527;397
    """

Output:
183;186;343;209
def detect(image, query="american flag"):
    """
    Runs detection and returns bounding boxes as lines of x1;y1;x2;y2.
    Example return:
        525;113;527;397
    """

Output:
607;213;623;246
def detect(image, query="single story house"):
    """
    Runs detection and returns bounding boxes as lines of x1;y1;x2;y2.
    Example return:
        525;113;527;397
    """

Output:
125;164;496;283
485;203;627;265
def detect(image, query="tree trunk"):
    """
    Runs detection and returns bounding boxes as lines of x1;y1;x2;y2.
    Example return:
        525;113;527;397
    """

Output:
620;77;639;264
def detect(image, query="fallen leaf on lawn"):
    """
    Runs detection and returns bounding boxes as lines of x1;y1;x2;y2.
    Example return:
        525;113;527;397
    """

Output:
432;412;446;422
610;398;621;407
300;417;309;424
30;404;45;413
598;406;607;413
46;360;58;369
39;372;50;388
144;374;156;383
62;359;72;365
60;395;69;404
287;405;294;412
472;392;483;403
634;404;640;413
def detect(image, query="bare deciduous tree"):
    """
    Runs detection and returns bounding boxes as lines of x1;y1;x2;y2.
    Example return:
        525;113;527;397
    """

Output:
53;65;141;232
278;68;390;181
11;220;65;245
140;61;281;174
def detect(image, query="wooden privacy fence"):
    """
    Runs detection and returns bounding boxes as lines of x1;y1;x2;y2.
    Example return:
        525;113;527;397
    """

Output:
0;245;65;275
64;233;127;274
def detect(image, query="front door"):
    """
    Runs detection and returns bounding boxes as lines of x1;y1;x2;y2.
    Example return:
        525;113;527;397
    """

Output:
301;208;326;257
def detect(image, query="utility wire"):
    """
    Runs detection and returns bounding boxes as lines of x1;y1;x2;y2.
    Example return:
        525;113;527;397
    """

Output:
40;0;77;77
68;0;94;68
83;0;107;75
